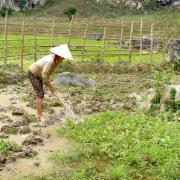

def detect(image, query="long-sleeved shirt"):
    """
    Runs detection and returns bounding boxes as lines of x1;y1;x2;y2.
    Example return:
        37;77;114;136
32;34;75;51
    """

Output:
29;54;59;87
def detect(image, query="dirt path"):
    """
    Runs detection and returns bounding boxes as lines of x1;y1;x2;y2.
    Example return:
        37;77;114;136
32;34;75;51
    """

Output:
0;85;72;180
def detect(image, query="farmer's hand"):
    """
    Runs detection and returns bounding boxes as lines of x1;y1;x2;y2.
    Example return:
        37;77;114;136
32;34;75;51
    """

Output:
49;83;56;95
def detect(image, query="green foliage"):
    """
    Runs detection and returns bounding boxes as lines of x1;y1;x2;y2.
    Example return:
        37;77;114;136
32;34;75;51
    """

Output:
0;5;14;17
153;66;174;104
170;87;176;100
0;140;18;156
53;111;180;179
144;0;157;10
17;0;26;11
64;6;77;21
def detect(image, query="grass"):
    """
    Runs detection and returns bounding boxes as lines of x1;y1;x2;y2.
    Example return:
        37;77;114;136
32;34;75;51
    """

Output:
0;33;164;71
0;140;18;156
48;111;180;179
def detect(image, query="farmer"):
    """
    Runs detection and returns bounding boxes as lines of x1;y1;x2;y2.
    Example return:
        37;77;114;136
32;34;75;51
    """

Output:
27;44;73;122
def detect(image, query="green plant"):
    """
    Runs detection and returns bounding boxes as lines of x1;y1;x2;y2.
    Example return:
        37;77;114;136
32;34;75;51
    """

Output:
52;111;180;179
144;0;157;10
0;140;18;156
153;66;174;104
64;6;77;21
0;5;14;17
170;87;176;100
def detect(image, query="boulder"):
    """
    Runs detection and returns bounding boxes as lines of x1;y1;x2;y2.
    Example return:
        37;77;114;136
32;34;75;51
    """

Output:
53;72;93;88
18;125;31;134
0;115;13;123
22;134;43;146
168;39;180;63
88;32;103;40
12;107;26;116
160;85;180;109
1;124;19;134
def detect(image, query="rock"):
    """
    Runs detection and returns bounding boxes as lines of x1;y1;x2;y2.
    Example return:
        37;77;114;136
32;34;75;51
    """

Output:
172;1;180;8
129;93;142;105
140;88;156;110
13;120;28;127
0;115;13;123
23;113;36;123
22;146;37;157
88;32;103;40
0;105;5;112
160;85;180;109
168;39;180;63
0;153;6;163
6;155;16;163
22;134;43;146
18;125;31;134
33;161;40;167
1;124;19;134
0;132;9;138
12;107;26;116
53;72;93;88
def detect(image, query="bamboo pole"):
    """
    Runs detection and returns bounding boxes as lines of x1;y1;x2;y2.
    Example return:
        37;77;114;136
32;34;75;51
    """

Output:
82;23;88;61
128;21;134;63
51;18;55;48
34;17;37;62
162;23;168;62
101;27;107;62
139;18;143;63
120;18;124;49
20;21;25;71
150;23;154;63
68;15;74;47
4;11;8;65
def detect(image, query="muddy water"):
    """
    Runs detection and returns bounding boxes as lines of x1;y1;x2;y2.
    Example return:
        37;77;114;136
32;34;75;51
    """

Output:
0;85;72;180
1;126;71;180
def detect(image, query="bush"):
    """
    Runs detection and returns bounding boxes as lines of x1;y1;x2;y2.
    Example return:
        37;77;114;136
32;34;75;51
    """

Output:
0;6;14;17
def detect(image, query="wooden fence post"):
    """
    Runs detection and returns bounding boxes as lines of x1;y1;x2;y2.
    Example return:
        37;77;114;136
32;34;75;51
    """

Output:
150;23;154;63
34;17;37;62
82;23;88;61
68;15;74;47
139;18;143;63
118;18;124;61
102;27;107;62
162;24;167;62
120;18;124;49
51;18;55;47
128;21;134;63
20;21;25;71
4;11;8;65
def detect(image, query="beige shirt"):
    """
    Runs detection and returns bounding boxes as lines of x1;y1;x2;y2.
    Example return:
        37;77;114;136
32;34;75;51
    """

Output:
29;54;59;87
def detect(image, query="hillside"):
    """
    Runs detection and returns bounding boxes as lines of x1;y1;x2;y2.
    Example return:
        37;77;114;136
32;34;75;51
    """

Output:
23;0;180;18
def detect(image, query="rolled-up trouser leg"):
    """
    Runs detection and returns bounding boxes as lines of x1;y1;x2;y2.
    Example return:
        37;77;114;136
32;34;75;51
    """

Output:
27;70;44;99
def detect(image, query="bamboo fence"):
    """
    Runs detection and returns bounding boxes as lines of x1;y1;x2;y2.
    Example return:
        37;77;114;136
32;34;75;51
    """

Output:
0;15;179;70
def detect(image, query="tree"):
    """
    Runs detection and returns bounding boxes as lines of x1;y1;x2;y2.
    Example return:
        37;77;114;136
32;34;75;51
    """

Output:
0;6;14;17
64;6;77;21
17;0;26;11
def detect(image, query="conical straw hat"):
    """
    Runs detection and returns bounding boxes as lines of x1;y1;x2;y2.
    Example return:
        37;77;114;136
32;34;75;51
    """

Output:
50;44;73;60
